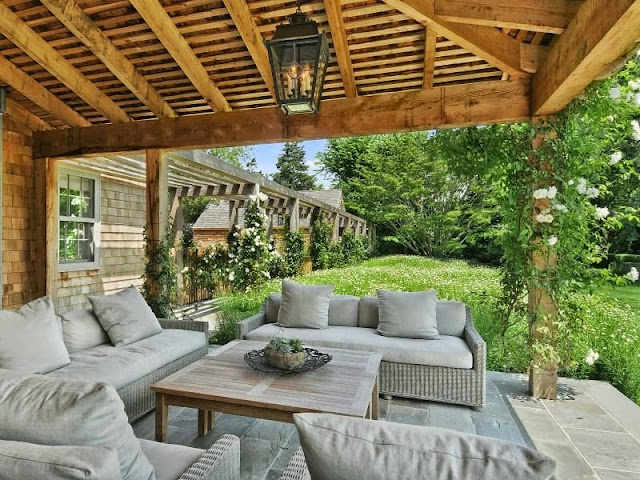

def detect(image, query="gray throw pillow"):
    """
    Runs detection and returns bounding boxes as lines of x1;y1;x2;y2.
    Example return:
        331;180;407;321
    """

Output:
377;289;440;339
89;286;162;346
294;413;556;480
328;295;359;327
0;439;121;480
0;369;155;480
61;308;110;352
266;293;282;323
0;296;70;373
276;280;333;329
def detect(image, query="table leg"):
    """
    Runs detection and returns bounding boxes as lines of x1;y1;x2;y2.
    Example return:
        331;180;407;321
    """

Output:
198;409;210;436
372;375;379;420
208;410;215;430
155;393;168;443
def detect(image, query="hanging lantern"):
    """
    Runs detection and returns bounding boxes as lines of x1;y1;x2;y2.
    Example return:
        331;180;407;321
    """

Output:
265;1;330;114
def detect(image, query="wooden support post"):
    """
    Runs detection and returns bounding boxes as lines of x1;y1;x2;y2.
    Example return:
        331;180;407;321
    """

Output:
228;200;239;229
528;125;558;400
145;149;168;300
265;207;274;238
332;214;340;242
35;157;60;301
288;198;300;232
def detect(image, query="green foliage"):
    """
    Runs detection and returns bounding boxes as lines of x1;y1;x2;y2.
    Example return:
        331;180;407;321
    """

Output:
267;337;304;353
327;242;345;268
272;142;316;190
341;230;367;265
206;146;259;172
310;210;331;269
142;227;178;318
182;197;214;224
183;243;230;295
282;229;305;276
210;310;239;345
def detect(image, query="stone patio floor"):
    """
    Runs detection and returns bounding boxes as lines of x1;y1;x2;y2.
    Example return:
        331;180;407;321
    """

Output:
132;371;640;480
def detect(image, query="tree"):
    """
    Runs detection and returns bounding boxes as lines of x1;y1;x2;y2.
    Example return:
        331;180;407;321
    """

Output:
206;146;260;173
272;142;316;190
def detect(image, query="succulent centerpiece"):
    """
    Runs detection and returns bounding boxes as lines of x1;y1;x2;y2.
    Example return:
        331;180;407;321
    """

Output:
263;338;307;370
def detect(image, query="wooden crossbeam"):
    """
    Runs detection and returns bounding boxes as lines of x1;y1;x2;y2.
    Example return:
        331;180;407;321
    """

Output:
5;97;53;132
532;0;640;115
222;0;275;99
34;79;531;159
434;0;581;34
129;0;230;113
324;0;357;97
423;28;437;88
0;55;90;127
41;0;177;119
0;3;130;123
382;0;528;77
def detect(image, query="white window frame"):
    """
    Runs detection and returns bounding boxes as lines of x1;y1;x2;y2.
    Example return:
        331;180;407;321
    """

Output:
57;167;101;272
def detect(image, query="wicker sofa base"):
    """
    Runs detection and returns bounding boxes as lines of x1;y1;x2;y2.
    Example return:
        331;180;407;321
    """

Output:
379;360;486;410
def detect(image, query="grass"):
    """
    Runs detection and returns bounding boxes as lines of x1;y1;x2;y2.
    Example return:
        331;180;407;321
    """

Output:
217;255;640;405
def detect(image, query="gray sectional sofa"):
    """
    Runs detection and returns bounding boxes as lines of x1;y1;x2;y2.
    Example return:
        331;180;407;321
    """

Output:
237;293;486;410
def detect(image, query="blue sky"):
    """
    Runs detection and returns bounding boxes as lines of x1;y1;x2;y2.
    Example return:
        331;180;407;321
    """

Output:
252;139;332;187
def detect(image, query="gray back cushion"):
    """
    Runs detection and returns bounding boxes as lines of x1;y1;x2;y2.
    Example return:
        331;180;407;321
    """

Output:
0;296;70;374
436;300;467;337
265;293;281;323
61;308;110;352
357;297;379;328
294;413;556;480
0;439;122;480
277;280;334;329
328;295;359;327
376;289;439;339
89;286;162;346
0;369;155;480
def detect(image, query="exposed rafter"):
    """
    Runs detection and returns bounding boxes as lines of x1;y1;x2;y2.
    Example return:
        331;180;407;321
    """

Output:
0;53;90;127
532;0;640;115
0;3;130;123
323;0;357;97
221;0;276;100
5;97;53;132
40;0;177;119
129;0;231;113
434;0;582;34
382;0;528;77
423;29;437;88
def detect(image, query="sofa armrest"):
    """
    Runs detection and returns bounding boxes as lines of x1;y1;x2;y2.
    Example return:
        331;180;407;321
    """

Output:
236;299;267;339
463;307;486;372
159;319;209;344
278;448;310;480
178;434;240;480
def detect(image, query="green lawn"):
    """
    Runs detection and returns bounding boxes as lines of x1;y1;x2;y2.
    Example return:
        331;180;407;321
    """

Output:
217;255;640;404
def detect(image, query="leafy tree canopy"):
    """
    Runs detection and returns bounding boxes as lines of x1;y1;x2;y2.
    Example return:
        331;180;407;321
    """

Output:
272;142;316;190
206;146;260;173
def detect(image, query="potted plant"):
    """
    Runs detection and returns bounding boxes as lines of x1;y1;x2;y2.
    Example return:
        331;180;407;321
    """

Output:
264;338;307;370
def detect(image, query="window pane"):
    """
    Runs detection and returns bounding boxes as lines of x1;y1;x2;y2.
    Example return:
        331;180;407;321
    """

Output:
60;221;94;263
68;175;82;217
59;174;69;217
81;177;94;218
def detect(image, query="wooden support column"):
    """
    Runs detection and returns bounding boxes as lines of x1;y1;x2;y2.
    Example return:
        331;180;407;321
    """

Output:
288;198;300;232
528;125;558;400
332;214;340;242
229;200;239;228
34;158;59;301
145;149;168;299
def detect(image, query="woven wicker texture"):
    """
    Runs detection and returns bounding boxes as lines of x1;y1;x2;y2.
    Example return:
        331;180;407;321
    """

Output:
178;434;240;480
278;448;310;480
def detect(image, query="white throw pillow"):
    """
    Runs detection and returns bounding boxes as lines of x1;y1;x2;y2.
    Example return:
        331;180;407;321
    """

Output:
61;308;110;352
0;296;70;373
89;286;162;346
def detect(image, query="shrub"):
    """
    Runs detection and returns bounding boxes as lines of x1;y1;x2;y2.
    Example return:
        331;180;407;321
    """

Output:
210;310;239;345
310;211;331;269
341;231;367;265
327;242;345;268
283;229;305;276
183;243;230;296
142;228;178;318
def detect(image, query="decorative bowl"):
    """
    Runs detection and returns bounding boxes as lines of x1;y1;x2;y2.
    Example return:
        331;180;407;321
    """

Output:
263;347;307;370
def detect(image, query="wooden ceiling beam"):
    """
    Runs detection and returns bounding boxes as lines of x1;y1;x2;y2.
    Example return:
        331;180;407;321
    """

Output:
323;0;357;97
40;0;177;119
5;97;54;132
221;0;276;100
0;54;90;127
423;28;437;88
0;3;130;123
532;0;640;115
382;0;528;77
34;79;531;159
129;0;231;113
434;0;582;34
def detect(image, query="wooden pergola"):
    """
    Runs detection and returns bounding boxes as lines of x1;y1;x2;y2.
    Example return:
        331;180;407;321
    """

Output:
1;0;639;398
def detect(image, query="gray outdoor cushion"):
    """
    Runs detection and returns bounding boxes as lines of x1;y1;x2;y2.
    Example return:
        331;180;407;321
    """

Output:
0;439;122;480
89;286;162;346
357;296;379;328
276;280;334;329
245;324;472;368
436;300;467;337
328;295;359;327
139;439;203;480
265;293;281;323
0;296;70;374
0;369;155;480
47;329;205;389
377;289;440;339
294;413;556;480
61;308;110;353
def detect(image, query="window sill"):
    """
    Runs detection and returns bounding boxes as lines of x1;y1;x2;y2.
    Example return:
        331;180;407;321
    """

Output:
58;262;100;273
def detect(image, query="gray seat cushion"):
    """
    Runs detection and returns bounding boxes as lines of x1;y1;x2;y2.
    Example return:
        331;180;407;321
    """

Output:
0;296;70;374
139;439;204;480
294;413;556;480
89;286;162;346
0;369;154;480
245;324;473;369
277;280;333;329
61;308;110;353
46;329;206;389
376;289;439;339
0;439;122;480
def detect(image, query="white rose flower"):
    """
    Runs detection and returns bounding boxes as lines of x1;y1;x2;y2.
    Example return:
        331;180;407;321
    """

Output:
250;247;255;252
567;179;575;186
585;349;599;366
245;267;249;273
547;236;558;247
228;271;235;281
248;194;257;202
632;120;640;141
630;80;640;91
610;151;623;165
635;93;640;108
606;115;615;122
553;203;567;212
577;178;587;195
609;86;621;100
262;271;271;279
536;213;554;224
595;207;610;219
258;192;268;202
181;267;189;274
547;186;557;199
533;188;548;199
625;267;639;282
586;187;600;199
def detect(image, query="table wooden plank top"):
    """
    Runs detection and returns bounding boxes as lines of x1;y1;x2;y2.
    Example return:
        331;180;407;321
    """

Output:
151;340;382;418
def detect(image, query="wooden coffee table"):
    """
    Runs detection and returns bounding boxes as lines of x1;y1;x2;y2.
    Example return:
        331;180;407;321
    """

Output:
151;339;382;442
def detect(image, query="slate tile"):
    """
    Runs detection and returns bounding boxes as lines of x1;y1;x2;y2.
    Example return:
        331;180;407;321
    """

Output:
565;428;640;472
